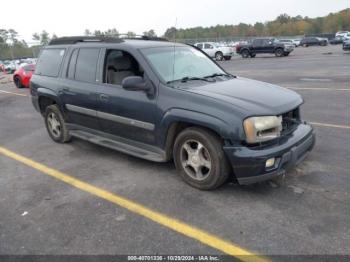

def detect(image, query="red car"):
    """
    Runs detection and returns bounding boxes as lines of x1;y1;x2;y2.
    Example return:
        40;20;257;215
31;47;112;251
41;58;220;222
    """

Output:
13;64;36;88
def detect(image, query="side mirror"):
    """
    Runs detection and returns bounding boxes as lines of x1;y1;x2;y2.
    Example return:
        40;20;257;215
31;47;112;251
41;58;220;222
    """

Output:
122;76;149;92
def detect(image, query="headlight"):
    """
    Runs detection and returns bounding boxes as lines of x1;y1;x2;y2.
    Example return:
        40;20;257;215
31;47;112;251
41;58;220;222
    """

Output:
243;116;282;144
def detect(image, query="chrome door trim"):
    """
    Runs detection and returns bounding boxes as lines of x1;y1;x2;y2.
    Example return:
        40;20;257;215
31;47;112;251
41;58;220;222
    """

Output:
65;104;154;131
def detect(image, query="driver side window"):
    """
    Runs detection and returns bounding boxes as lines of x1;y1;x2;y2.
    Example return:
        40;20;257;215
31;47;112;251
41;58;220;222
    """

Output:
104;49;144;86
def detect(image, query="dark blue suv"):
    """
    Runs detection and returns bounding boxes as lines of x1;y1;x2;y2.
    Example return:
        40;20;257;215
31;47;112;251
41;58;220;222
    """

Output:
30;36;315;190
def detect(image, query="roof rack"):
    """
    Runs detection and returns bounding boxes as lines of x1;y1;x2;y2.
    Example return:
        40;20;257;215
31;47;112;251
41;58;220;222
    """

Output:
48;36;124;45
119;35;169;42
49;35;169;45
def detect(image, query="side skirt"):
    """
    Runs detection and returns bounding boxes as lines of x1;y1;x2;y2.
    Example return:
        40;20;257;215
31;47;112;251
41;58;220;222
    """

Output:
66;124;167;163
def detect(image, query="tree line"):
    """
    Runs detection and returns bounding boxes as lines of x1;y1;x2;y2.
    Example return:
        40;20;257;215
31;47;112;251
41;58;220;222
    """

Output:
0;28;157;60
164;8;350;39
1;8;349;60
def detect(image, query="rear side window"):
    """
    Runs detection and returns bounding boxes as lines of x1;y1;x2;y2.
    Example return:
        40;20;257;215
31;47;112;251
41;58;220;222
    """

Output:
75;48;100;83
35;49;65;77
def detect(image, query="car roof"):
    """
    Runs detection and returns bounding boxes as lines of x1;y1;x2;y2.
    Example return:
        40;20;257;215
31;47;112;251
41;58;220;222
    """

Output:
46;37;186;50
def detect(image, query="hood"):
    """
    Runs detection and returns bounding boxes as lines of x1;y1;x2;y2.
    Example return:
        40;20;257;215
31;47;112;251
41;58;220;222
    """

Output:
183;77;303;116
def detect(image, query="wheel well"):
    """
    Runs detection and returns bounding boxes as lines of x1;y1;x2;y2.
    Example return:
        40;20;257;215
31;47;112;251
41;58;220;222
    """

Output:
164;122;223;160
38;96;56;115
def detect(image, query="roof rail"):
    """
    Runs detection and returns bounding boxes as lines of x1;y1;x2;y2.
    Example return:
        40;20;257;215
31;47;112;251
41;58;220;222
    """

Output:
119;35;169;42
48;36;124;45
48;35;169;45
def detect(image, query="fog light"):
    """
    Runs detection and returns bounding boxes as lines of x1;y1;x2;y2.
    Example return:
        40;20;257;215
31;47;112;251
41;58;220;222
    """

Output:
265;158;275;168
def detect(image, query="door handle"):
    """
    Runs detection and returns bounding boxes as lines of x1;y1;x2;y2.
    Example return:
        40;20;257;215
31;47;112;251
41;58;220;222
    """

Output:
100;94;109;102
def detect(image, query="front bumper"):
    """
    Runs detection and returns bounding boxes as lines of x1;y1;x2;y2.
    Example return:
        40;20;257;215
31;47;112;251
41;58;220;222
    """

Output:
223;123;315;185
284;47;294;52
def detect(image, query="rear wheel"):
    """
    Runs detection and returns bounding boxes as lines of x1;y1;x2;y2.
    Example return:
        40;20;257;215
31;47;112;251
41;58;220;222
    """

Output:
275;48;284;57
44;105;71;143
215;52;224;61
14;76;23;88
173;127;230;190
241;49;250;58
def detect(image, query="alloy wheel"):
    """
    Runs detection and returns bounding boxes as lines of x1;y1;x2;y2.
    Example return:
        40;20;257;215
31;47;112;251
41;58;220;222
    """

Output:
180;140;212;181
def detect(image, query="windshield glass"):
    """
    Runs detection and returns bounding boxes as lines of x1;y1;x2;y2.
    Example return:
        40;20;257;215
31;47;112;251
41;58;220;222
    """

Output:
141;46;226;83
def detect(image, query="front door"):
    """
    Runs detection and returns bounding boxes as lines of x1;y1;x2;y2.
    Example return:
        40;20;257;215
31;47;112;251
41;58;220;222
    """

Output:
96;49;157;145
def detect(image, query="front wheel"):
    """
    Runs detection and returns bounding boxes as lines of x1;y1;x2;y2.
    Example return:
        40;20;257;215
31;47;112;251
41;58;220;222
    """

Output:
44;105;71;143
275;48;284;57
241;50;250;58
215;52;224;61
173;127;230;190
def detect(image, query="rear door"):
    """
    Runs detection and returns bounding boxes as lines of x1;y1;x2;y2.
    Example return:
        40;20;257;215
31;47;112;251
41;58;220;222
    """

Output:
59;47;101;130
252;39;263;53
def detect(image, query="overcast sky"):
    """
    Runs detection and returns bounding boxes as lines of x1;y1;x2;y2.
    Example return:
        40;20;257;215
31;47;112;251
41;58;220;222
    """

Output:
2;0;350;43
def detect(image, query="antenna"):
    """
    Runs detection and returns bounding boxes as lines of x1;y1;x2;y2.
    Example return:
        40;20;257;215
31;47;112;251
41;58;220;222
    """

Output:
172;17;178;83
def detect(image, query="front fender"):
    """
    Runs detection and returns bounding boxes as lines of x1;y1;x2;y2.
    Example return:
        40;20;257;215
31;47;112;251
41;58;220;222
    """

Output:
157;108;239;148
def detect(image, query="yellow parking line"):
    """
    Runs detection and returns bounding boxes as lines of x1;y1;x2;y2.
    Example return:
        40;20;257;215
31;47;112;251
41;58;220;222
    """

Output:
0;90;28;97
287;87;350;91
0;146;269;262
310;122;350;129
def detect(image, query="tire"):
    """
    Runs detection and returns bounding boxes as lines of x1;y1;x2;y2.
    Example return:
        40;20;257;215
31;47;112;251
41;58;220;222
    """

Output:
14;76;23;88
250;53;256;58
173;127;230;190
241;49;250;58
44;104;71;143
283;52;290;56
303;44;308;47
215;51;224;61
224;56;231;61
275;48;284;57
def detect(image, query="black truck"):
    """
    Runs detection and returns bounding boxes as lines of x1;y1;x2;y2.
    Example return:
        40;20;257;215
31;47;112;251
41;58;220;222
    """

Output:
236;38;294;58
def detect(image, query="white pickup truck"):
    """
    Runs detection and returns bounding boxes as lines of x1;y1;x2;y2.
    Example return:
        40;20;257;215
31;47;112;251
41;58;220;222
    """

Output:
194;42;234;61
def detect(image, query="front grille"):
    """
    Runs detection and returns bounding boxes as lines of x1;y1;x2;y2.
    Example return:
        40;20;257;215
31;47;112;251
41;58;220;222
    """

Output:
281;107;301;135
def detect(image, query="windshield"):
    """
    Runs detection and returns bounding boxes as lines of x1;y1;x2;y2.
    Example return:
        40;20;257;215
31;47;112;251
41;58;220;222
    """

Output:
141;46;226;83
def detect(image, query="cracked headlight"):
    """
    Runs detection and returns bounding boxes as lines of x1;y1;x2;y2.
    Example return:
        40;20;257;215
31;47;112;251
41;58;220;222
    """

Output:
243;116;282;144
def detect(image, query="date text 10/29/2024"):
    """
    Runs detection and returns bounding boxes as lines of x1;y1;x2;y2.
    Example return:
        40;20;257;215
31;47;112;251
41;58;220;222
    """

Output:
128;255;220;261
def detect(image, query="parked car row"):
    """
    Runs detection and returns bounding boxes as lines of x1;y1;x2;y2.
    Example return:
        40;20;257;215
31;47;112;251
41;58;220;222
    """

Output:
0;58;37;74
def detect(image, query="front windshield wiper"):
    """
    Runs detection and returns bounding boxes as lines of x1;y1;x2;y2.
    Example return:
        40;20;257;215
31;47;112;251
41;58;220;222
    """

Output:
167;76;215;84
203;73;235;78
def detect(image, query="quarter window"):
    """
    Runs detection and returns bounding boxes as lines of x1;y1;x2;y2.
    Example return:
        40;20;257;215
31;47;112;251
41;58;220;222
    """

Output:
35;49;65;77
